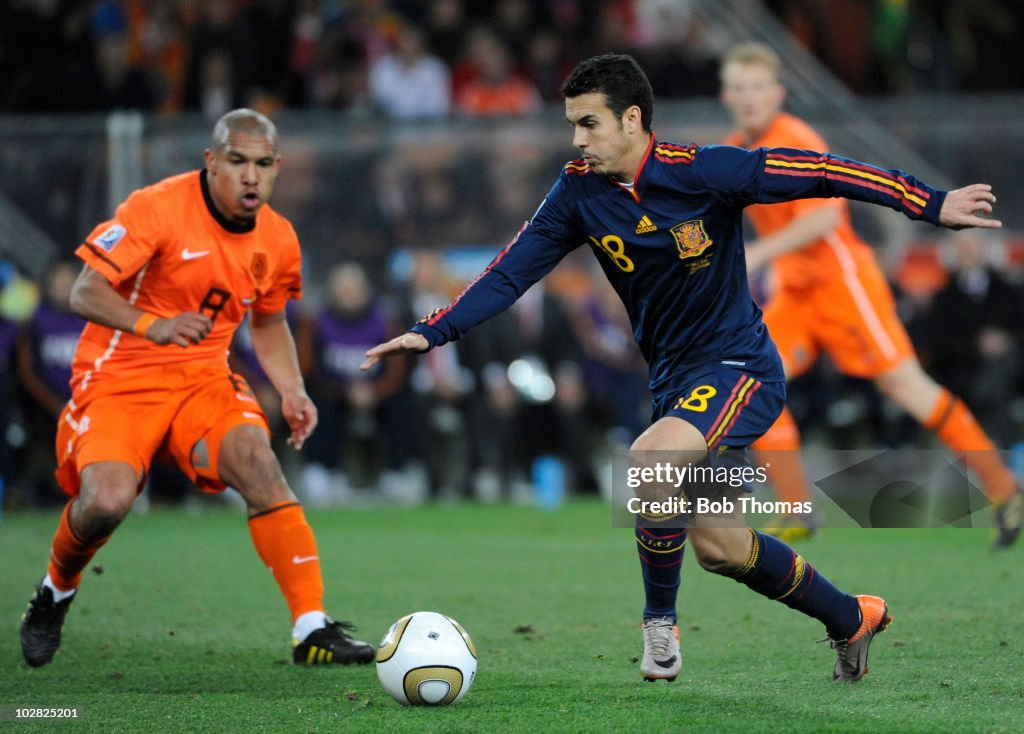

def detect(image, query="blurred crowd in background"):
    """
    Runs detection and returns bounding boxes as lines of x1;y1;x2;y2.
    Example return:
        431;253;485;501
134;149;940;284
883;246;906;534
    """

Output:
2;0;1022;118
3;227;1024;510
2;0;1024;511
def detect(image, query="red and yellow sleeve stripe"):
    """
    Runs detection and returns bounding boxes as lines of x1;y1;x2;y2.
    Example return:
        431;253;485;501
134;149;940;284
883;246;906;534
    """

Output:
764;152;930;216
654;143;696;165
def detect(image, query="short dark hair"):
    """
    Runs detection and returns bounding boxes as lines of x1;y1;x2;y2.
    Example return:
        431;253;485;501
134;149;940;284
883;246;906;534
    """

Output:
561;53;654;132
211;108;278;153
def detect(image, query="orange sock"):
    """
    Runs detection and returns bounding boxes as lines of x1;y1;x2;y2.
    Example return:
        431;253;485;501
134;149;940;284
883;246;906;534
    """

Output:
47;500;111;591
924;389;1016;502
248;501;325;623
753;406;813;505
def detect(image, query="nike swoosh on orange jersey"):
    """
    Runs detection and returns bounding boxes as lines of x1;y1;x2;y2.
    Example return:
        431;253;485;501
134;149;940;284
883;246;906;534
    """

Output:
182;248;210;260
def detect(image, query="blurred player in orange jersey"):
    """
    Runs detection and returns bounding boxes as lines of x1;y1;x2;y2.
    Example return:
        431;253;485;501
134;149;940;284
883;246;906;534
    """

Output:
20;109;375;668
720;43;1022;549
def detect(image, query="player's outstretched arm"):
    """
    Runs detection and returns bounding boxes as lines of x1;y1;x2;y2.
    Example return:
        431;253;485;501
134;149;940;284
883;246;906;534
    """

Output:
361;332;429;371
938;184;1001;230
715;146;1002;231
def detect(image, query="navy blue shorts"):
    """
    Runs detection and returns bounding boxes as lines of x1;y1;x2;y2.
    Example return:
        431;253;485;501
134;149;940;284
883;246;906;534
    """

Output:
651;370;786;452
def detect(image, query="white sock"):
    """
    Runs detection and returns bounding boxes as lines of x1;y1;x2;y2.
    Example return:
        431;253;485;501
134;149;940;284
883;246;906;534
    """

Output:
292;610;329;642
43;573;77;603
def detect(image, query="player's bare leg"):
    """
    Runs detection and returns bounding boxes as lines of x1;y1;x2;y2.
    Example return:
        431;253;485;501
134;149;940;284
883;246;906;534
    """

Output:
876;358;1022;548
219;424;374;664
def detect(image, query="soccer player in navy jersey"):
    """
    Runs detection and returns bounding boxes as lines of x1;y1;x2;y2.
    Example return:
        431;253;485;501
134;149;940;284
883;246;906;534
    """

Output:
362;54;1000;683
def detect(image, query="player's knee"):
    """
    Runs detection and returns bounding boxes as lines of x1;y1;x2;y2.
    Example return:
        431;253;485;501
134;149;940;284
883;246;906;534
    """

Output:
875;359;927;402
220;428;287;500
231;439;281;484
874;372;902;402
77;464;138;535
77;484;136;536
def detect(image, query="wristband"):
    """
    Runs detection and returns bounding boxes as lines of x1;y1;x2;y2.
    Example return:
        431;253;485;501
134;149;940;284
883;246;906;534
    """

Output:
132;312;159;339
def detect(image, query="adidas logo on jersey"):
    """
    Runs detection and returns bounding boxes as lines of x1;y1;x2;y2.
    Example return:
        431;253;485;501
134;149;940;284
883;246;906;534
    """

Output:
635;216;658;234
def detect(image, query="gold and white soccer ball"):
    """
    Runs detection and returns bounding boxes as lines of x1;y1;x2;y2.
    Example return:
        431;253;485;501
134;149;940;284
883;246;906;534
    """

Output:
375;611;477;706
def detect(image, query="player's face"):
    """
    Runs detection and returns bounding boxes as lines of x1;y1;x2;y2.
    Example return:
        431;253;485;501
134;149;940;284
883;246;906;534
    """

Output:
566;92;645;182
204;132;280;225
720;62;785;139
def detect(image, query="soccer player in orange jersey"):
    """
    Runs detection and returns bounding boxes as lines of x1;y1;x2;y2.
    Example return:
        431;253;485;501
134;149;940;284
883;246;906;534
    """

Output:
20;109;375;668
720;43;1022;548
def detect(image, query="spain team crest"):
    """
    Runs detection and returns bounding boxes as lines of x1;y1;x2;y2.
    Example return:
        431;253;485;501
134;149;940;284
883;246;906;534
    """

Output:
670;219;713;259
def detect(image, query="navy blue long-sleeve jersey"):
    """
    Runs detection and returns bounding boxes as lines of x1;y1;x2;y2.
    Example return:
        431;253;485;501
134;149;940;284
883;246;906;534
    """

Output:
411;137;946;397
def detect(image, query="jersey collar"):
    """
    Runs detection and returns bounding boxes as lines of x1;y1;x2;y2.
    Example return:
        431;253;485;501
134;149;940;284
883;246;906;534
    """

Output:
613;133;655;204
200;170;256;234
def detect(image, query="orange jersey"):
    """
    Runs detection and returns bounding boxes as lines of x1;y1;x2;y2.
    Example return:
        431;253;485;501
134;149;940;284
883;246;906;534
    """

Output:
456;77;540;116
726;114;914;377
724;113;872;290
74;170;302;387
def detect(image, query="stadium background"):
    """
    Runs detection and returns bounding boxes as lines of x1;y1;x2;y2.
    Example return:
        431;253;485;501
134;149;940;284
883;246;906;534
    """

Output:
2;0;1024;507
2;3;1024;732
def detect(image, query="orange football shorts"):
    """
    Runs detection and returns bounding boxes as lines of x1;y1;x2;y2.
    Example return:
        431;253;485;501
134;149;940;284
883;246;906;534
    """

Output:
55;366;269;496
762;252;914;380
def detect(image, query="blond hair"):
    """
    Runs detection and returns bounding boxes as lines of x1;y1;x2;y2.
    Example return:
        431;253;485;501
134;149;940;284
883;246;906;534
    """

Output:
720;43;782;82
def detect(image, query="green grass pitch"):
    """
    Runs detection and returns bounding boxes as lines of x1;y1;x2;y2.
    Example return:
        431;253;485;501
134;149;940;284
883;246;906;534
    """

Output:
1;500;1022;733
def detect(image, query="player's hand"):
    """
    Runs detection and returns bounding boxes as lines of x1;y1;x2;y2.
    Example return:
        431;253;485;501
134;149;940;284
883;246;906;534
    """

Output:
281;387;317;450
145;312;213;347
361;332;428;371
939;184;1002;230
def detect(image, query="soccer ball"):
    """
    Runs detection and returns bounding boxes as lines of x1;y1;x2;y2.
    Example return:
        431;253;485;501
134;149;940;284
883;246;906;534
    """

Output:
375;611;477;706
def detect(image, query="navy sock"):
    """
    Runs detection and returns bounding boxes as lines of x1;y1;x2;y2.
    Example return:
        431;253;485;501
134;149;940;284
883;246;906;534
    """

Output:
636;523;687;621
729;530;860;639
